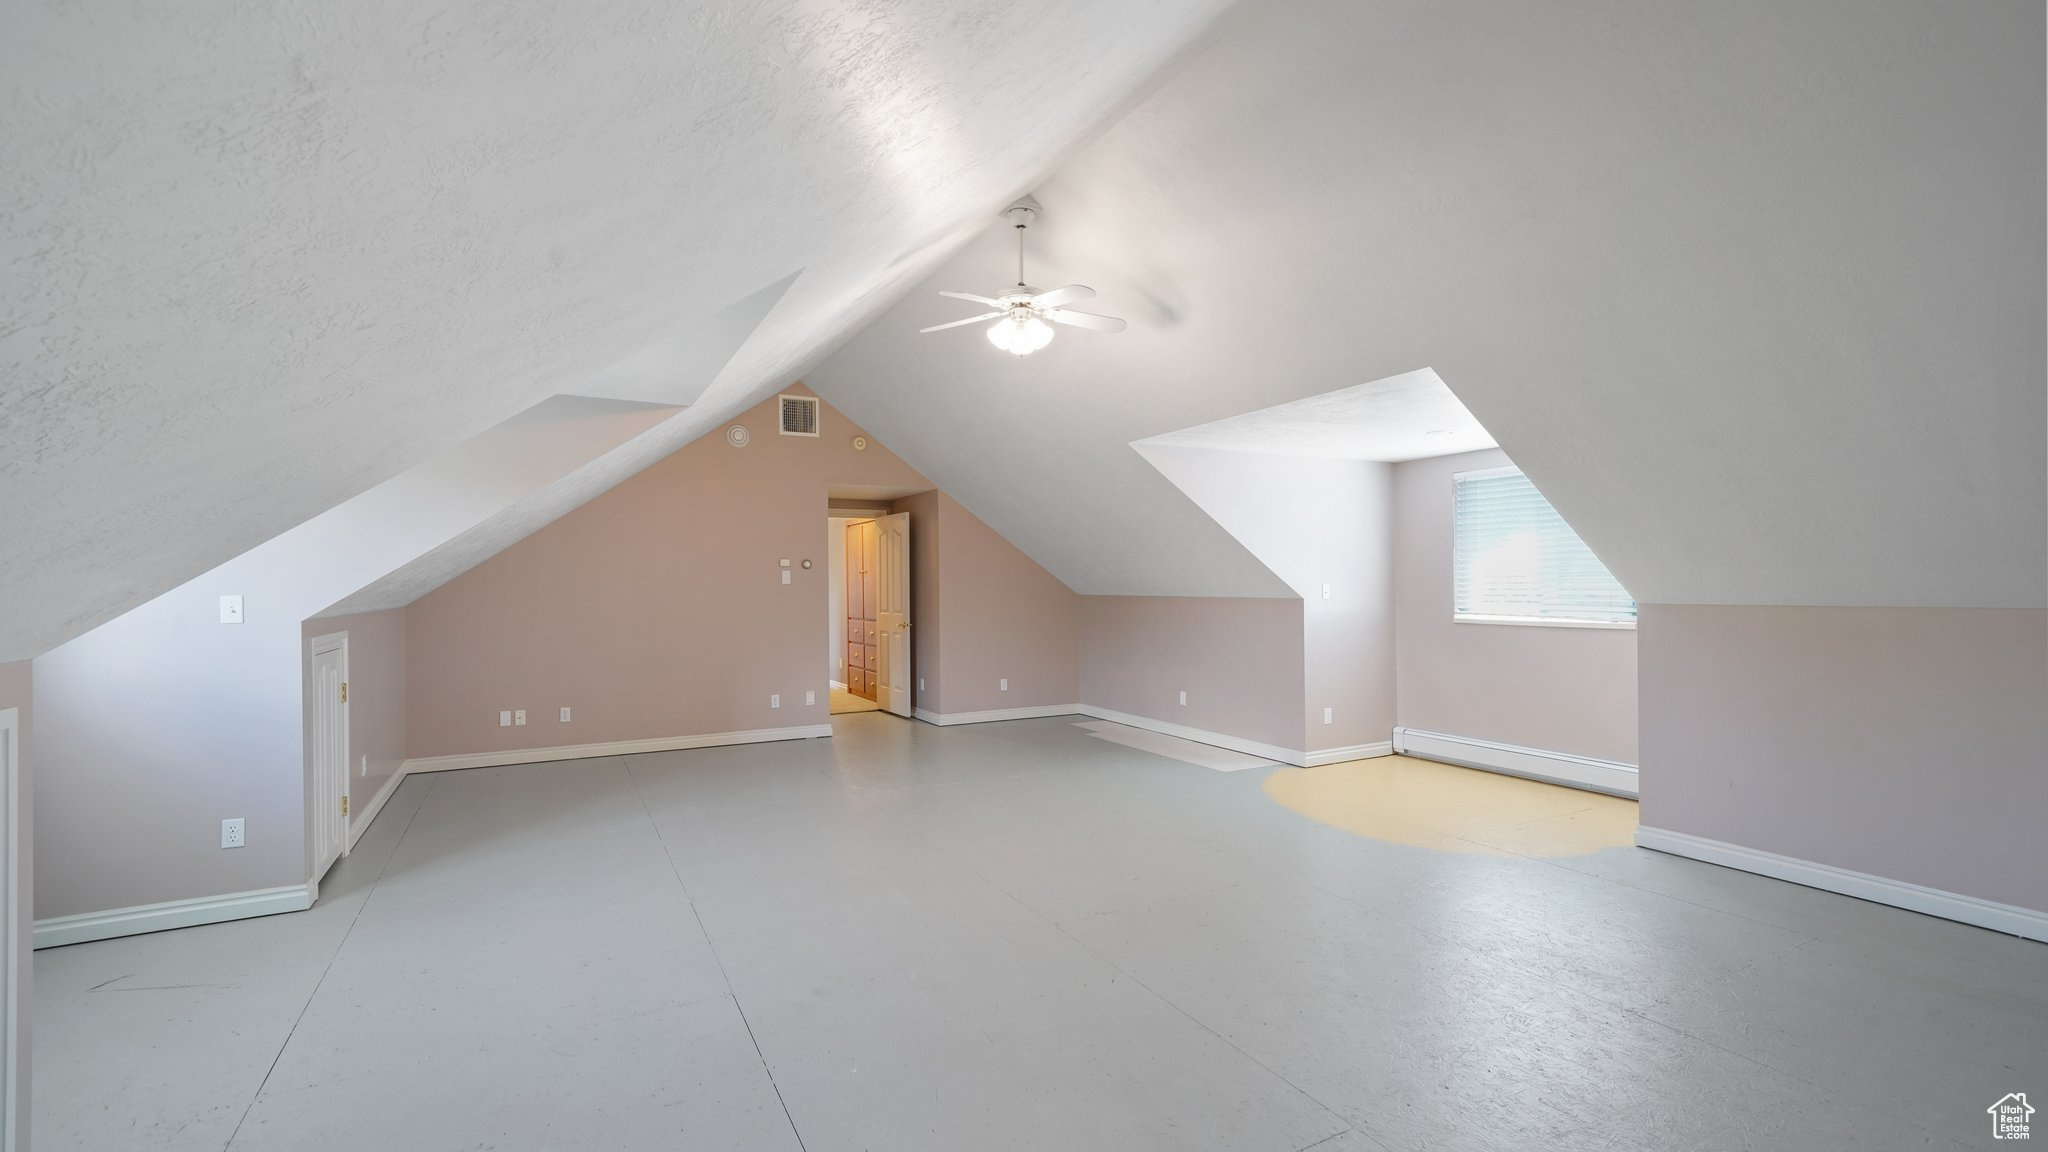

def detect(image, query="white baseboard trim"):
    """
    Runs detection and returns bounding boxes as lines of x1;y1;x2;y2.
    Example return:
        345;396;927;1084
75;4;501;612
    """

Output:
35;884;313;950
1077;705;1309;767
914;704;1081;726
1303;741;1395;767
1392;727;1638;797
1635;826;2048;943
346;765;409;852
401;725;833;775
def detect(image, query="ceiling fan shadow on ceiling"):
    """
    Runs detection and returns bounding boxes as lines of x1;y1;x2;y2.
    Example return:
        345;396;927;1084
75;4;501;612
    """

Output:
919;196;1127;356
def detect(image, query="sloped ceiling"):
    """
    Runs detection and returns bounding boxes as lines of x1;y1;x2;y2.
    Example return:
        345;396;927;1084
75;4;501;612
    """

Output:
0;0;1235;661
1136;369;1496;464
313;273;792;617
808;0;2046;609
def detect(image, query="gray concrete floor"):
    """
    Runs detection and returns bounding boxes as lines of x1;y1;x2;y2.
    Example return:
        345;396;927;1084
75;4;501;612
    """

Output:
33;714;2047;1151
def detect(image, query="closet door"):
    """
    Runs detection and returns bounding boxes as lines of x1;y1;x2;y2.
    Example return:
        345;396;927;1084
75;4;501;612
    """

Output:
873;512;912;717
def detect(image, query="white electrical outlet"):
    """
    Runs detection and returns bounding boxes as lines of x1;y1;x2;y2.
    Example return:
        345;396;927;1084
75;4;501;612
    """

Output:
219;594;244;624
560;706;572;722
514;709;527;726
1000;678;1009;692
1323;707;1334;725
1321;583;1332;600
1179;690;1188;706
770;693;781;709
499;710;511;727
805;690;816;706
220;818;245;849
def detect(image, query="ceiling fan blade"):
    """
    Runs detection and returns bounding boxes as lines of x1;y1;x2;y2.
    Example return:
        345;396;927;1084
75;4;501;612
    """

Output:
919;311;1003;333
939;290;1006;308
1045;308;1127;333
1030;284;1095;309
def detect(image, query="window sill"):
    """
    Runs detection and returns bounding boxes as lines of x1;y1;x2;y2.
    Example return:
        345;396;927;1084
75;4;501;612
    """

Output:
1454;614;1637;631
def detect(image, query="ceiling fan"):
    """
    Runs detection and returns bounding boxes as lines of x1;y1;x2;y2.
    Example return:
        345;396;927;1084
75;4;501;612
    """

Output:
919;197;1126;356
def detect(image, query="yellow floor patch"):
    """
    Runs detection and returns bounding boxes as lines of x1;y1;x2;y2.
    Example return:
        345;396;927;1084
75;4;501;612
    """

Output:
830;687;881;715
1263;755;1636;857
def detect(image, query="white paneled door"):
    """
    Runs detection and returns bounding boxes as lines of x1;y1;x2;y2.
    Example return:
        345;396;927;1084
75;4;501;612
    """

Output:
874;512;913;718
309;634;349;886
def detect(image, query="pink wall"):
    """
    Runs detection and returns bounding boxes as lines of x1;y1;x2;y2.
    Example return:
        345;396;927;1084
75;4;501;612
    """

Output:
1078;596;1305;752
30;396;681;925
926;492;1080;715
1136;445;1395;753
0;660;30;1151
405;389;933;757
304;611;406;833
1392;448;1638;763
1639;604;2048;913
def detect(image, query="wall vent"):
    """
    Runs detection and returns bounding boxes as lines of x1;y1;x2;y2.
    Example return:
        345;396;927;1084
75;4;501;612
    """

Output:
778;394;820;437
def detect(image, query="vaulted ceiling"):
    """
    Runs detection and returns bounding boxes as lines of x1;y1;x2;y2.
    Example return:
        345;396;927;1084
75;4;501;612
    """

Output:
809;0;2045;609
1135;370;1496;466
5;0;2042;665
0;0;1234;660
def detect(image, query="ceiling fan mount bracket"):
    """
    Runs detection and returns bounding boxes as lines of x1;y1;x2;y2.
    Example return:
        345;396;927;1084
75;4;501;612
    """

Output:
1000;196;1041;228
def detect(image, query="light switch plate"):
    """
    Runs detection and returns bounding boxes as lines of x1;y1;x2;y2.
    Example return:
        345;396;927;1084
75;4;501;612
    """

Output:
805;690;815;706
999;678;1008;692
219;595;244;623
781;570;791;585
499;710;511;727
1323;707;1334;724
770;694;781;709
1179;690;1188;706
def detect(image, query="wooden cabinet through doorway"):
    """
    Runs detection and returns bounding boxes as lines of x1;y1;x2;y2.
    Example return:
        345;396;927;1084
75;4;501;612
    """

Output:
846;519;879;700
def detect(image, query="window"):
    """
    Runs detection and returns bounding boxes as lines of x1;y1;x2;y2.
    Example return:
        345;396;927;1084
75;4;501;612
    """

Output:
1453;466;1635;627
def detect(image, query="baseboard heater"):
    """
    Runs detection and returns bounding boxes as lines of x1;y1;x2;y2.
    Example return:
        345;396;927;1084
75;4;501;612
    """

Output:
1392;727;1638;798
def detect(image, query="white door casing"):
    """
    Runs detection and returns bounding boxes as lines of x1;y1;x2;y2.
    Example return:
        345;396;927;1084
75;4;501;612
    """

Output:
874;512;912;717
0;705;18;1152
308;633;349;885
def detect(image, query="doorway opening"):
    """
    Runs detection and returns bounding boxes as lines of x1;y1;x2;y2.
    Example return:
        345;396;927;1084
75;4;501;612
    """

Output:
828;507;913;718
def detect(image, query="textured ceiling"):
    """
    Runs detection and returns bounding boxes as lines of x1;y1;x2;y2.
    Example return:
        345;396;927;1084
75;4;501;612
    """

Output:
313;273;792;616
313;409;686;619
0;0;1235;660
807;0;2046;608
1136;369;1495;463
576;273;798;405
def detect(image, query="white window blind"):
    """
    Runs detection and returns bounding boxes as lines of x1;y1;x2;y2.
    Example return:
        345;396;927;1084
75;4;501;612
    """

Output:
1453;466;1635;626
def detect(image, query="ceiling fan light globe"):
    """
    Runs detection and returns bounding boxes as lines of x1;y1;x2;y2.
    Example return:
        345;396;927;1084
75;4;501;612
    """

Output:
987;313;1054;356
